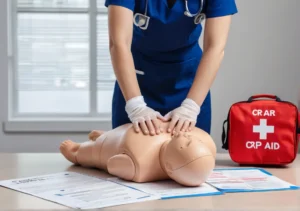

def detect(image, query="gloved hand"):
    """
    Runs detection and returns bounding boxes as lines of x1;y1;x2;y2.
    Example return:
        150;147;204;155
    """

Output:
164;98;201;134
125;96;166;135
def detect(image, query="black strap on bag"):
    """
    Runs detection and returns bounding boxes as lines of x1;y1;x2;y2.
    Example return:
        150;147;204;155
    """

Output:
247;94;282;102
221;119;229;150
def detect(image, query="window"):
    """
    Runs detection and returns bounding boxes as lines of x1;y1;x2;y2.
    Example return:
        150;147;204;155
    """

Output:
9;0;113;121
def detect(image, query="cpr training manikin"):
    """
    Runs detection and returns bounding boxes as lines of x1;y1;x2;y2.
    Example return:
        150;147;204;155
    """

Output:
60;120;216;187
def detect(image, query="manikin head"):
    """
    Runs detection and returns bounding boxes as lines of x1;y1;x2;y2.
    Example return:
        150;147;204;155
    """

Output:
160;132;216;187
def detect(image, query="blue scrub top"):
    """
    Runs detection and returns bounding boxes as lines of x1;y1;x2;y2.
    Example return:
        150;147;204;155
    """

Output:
105;0;238;62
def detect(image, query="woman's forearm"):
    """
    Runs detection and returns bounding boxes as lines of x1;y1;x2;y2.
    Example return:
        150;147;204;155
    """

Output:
187;15;232;106
187;47;225;106
110;44;141;101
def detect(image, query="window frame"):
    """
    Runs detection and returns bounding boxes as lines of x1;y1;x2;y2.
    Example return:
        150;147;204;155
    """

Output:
4;0;113;132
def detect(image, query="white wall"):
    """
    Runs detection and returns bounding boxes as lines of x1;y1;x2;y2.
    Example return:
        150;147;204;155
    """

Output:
0;0;299;153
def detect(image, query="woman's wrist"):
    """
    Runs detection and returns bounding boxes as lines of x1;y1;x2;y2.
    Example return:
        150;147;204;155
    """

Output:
181;98;201;113
124;91;143;102
125;95;146;114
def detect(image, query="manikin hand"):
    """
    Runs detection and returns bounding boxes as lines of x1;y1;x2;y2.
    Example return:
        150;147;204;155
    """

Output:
164;98;201;134
125;96;167;135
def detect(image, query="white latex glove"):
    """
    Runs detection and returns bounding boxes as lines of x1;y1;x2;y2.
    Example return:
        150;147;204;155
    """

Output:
125;96;166;135
164;98;201;134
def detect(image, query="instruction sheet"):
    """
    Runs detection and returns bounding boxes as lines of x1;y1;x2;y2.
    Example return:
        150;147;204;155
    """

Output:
0;172;159;209
108;177;222;199
1;168;298;209
206;168;300;193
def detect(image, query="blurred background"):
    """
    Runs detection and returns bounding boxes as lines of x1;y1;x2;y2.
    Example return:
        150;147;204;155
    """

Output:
0;0;299;152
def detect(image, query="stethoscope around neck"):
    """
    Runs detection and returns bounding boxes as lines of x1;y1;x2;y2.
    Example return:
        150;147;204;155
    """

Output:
133;0;206;30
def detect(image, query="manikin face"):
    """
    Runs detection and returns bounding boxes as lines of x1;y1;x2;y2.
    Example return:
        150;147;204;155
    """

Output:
162;132;215;186
163;133;208;170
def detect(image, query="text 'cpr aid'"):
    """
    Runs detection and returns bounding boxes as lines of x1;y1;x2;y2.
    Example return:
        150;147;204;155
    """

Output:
246;141;280;150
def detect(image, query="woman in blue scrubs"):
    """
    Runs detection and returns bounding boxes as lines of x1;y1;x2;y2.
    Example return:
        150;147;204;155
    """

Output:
105;0;238;136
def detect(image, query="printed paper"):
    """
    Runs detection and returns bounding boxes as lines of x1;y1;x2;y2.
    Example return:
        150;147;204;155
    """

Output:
206;168;299;192
0;172;159;209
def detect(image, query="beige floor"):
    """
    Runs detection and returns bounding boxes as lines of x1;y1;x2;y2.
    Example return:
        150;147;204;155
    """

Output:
0;153;299;210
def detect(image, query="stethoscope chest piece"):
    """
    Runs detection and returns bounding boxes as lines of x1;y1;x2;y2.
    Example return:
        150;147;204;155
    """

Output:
133;13;150;30
184;0;206;25
194;13;206;24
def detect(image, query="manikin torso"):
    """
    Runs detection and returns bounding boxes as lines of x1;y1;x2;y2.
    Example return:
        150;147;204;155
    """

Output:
73;121;216;186
91;123;171;182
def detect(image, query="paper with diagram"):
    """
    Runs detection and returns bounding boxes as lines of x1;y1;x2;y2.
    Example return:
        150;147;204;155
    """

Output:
108;178;222;199
206;168;300;193
0;172;159;209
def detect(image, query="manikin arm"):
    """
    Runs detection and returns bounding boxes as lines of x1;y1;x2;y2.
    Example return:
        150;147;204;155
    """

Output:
88;130;106;141
107;154;136;181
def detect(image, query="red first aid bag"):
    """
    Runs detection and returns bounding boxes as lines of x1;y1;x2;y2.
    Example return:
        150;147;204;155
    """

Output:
222;94;300;165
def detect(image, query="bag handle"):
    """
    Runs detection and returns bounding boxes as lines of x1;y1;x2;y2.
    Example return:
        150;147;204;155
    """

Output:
247;94;281;102
221;119;229;150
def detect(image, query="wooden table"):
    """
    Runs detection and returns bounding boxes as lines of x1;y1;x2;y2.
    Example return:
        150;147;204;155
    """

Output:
0;153;299;210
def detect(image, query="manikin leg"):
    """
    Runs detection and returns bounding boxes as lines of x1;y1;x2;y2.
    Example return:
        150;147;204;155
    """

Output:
59;140;80;164
60;139;136;180
60;130;106;167
60;140;100;168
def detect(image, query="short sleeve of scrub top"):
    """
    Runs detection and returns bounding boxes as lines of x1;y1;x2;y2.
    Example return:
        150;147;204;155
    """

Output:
104;0;135;12
205;0;238;18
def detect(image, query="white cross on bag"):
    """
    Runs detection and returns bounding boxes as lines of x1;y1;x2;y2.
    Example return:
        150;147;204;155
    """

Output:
253;119;274;140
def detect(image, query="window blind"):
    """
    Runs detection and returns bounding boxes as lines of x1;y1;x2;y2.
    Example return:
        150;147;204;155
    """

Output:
17;0;88;8
97;15;114;90
14;0;114;114
16;0;114;92
17;12;89;91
